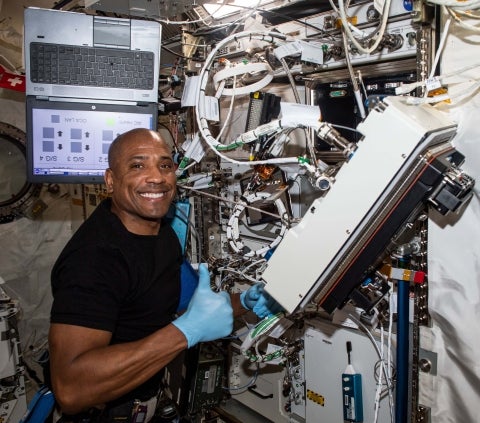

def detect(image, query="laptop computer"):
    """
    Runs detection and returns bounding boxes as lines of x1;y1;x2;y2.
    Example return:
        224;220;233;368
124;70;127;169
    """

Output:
24;7;161;184
24;7;161;103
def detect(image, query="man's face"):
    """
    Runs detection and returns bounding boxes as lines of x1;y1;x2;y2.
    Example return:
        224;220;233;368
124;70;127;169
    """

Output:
105;132;176;235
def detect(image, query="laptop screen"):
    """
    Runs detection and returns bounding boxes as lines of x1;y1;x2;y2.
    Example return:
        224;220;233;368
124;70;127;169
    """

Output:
26;97;158;184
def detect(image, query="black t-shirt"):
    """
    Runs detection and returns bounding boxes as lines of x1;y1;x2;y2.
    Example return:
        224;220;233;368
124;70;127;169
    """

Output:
50;198;182;401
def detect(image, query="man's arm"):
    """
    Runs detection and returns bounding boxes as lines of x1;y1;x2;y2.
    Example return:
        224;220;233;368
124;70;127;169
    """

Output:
49;322;187;415
50;264;234;415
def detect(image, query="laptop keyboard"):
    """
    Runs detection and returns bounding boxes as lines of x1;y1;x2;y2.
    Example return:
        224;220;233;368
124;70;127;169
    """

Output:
29;42;155;90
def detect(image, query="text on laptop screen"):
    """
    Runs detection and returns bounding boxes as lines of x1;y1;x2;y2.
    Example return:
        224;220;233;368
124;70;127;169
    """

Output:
26;98;158;184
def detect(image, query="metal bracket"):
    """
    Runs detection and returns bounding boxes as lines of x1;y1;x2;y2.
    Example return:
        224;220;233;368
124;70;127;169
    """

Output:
418;348;438;375
416;404;431;423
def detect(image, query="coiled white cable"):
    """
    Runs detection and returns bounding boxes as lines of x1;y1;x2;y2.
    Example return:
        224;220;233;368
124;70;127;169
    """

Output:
226;191;288;258
337;0;392;55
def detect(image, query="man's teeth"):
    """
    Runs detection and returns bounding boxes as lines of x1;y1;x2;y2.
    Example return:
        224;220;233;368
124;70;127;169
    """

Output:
140;192;166;198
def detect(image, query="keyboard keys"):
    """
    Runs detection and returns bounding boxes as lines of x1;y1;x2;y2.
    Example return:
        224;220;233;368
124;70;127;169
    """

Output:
29;42;155;90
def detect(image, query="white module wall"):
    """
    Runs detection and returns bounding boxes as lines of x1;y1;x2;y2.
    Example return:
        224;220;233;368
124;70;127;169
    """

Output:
304;319;393;422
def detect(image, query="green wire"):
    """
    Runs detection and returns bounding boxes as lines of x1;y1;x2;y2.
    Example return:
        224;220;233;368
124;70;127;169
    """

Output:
251;312;283;338
216;141;244;151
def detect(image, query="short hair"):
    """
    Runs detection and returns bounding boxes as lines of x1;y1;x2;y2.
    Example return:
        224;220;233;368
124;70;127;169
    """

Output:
108;128;163;170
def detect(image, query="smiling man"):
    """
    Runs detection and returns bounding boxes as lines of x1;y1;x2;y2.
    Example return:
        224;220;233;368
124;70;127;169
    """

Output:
105;129;177;235
47;129;239;422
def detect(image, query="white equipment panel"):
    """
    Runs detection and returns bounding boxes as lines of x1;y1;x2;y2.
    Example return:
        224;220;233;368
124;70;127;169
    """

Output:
261;96;457;313
228;342;305;423
304;319;393;422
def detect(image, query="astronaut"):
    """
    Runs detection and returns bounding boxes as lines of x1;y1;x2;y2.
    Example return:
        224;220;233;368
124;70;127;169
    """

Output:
48;128;280;422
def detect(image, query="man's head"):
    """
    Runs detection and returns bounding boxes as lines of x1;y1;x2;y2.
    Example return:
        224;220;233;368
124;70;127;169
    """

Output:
105;128;176;235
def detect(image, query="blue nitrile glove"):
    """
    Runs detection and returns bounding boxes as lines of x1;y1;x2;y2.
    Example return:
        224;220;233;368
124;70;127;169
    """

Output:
240;283;284;318
172;263;233;348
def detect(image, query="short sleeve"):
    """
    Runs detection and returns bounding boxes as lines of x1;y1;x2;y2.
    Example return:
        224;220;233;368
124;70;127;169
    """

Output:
51;243;130;332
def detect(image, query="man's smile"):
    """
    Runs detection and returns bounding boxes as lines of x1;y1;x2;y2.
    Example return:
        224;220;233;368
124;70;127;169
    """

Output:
139;192;169;199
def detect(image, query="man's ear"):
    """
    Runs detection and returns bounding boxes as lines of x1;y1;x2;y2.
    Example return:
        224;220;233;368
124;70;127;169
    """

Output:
104;168;114;193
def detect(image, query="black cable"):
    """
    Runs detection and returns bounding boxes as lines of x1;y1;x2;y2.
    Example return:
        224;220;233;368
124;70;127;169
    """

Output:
52;0;76;10
161;45;190;59
191;21;242;39
157;122;177;147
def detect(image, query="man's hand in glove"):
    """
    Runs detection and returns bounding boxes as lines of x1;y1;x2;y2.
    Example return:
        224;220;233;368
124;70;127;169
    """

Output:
240;283;283;318
173;264;233;348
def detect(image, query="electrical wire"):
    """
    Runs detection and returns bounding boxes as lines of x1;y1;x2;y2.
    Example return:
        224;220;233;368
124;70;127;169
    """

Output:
152;0;231;27
331;123;364;135
373;325;385;423
158;0;264;30
219;258;267;289
226;190;289;258
217;266;260;283
240;313;285;362
161;45;189;59
177;184;290;225
328;0;384;43
216;75;237;143
444;5;480;33
279;56;301;104
341;28;366;119
224;367;259;393
452;9;480;18
347;313;395;421
426;0;480;10
443;80;480;105
395;61;480;95
243;258;267;273
428;17;453;82
230;3;337;42
205;0;263;31
194;30;313;166
387;285;395;422
337;0;393;55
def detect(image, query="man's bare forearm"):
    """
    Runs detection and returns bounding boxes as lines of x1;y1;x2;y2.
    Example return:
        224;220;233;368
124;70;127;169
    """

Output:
49;323;187;414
